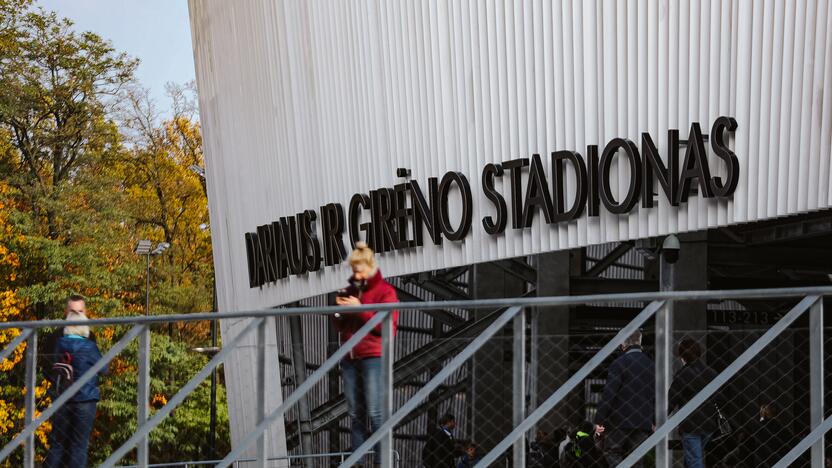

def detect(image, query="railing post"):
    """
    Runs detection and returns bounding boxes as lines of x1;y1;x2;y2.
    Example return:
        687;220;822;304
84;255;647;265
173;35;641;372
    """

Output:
810;297;824;468
23;329;36;468
655;258;675;468
256;318;268;468
654;300;672;468
137;325;150;468
288;316;314;468
513;308;526;467
380;311;395;468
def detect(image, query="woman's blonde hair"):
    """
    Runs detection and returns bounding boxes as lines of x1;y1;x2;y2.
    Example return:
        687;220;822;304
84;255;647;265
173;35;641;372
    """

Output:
348;242;377;269
64;310;90;338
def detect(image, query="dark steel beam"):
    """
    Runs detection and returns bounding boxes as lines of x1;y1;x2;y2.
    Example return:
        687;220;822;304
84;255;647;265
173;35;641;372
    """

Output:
711;245;832;269
585;242;634;277
743;215;832;245
494;258;537;284
436;266;470;283
393;286;465;328
571;277;657;295
415;277;471;300
397;326;434;335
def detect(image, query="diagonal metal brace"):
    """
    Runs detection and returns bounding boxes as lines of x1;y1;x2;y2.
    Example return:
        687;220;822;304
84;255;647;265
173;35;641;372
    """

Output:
215;310;391;468
0;324;145;463
339;306;524;468
0;328;32;363
619;295;820;467
475;300;665;468
100;317;265;468
774;413;832;468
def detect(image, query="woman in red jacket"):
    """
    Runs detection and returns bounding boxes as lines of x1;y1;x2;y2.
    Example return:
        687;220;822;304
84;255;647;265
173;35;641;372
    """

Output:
334;242;399;463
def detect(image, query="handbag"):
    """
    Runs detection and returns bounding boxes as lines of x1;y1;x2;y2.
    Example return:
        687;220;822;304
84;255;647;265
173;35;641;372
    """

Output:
712;403;733;442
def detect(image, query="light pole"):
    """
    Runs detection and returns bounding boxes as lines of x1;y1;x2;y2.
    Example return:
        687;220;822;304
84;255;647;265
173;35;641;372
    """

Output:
190;163;219;459
134;240;171;315
132;240;169;466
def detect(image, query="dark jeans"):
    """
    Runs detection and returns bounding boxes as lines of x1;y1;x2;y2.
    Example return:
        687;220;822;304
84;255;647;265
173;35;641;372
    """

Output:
341;357;382;463
681;432;712;468
44;400;97;468
603;429;650;468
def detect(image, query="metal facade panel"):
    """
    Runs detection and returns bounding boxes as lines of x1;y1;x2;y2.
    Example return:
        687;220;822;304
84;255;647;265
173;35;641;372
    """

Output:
188;0;832;454
190;0;832;310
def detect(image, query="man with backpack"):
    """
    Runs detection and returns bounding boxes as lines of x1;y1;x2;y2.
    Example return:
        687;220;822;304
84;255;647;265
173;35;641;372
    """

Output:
44;295;106;468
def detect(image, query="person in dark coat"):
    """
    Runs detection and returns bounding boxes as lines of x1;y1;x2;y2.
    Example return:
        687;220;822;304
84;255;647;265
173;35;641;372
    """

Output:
595;330;654;467
669;338;719;468
45;296;106;468
422;414;458;468
560;421;608;468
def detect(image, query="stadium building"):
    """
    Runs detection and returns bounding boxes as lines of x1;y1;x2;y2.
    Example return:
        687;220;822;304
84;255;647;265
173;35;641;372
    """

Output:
188;1;832;464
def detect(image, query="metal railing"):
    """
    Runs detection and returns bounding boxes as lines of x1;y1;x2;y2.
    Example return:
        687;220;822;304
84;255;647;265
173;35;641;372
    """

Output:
2;286;832;467
113;450;401;468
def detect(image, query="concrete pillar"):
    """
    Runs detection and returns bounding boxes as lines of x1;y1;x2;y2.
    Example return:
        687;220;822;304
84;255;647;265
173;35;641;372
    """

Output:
471;261;526;451
660;233;707;467
533;250;580;431
672;233;708;338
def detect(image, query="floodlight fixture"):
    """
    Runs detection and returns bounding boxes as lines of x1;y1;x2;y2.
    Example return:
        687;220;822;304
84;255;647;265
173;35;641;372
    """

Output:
151;242;171;256
135;240;152;255
190;164;206;178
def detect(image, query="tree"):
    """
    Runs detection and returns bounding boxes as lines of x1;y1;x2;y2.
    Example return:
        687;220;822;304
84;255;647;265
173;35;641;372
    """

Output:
0;1;224;464
95;331;230;466
0;1;136;240
119;85;213;343
0;0;141;317
0;179;52;467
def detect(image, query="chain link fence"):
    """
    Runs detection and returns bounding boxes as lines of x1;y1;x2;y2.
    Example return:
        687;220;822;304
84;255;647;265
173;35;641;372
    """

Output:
0;322;230;468
1;289;831;467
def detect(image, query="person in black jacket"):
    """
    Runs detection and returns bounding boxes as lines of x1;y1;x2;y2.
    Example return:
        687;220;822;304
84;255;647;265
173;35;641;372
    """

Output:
669;338;718;468
422;413;458;468
595;330;654;467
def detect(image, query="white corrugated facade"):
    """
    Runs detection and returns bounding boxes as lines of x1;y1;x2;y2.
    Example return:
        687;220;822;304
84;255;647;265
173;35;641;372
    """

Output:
188;0;832;456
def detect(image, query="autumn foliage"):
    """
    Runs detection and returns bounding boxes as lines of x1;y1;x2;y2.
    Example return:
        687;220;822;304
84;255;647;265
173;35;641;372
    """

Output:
0;0;226;464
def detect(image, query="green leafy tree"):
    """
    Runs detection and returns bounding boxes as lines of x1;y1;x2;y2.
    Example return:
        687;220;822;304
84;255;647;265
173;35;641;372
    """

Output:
95;331;230;465
0;0;141;317
0;1;227;465
119;85;213;344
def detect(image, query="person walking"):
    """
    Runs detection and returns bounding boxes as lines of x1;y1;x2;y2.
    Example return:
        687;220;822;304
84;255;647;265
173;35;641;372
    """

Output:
669;338;719;468
44;295;105;468
422;413;458;468
595;330;654;467
334;242;399;464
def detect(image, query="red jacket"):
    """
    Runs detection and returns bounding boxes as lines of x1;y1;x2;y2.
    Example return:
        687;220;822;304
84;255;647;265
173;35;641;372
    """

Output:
332;270;399;360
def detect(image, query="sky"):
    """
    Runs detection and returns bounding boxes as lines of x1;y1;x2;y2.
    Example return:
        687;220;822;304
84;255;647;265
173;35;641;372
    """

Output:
40;0;196;115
